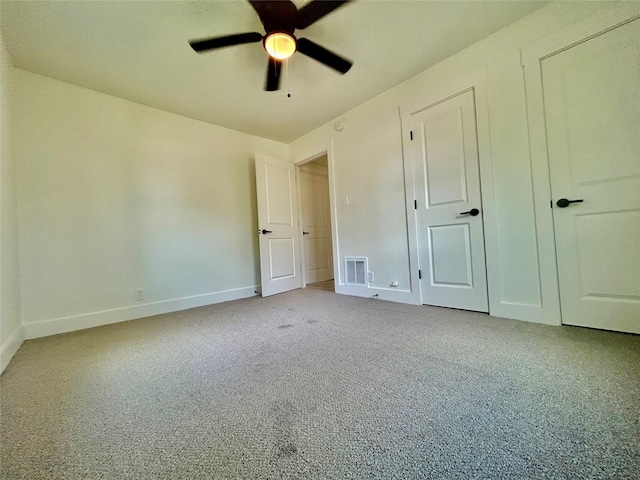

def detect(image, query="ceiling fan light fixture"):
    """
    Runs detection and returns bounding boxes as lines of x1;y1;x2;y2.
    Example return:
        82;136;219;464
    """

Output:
264;32;296;60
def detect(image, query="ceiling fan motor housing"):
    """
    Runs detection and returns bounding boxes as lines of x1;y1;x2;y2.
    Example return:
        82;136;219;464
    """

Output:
256;0;298;35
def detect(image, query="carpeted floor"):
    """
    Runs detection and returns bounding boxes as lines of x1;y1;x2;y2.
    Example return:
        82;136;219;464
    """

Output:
1;288;639;479
306;280;334;292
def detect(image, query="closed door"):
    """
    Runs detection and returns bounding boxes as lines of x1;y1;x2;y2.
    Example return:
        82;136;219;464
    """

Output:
409;89;488;312
255;154;302;297
542;19;640;333
299;162;334;284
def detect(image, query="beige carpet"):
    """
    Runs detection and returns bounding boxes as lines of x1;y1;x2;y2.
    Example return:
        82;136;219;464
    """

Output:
1;288;639;479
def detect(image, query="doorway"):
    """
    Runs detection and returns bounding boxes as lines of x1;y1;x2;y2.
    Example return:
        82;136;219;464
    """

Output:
297;154;335;291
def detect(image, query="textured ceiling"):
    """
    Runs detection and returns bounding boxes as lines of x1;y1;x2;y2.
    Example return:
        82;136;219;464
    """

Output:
1;0;548;143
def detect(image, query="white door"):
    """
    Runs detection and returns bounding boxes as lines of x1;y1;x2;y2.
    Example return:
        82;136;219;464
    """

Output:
542;19;640;333
299;162;334;284
409;89;488;312
255;154;302;297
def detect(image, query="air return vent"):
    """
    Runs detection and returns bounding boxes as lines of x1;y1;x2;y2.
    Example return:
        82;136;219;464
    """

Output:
345;257;367;286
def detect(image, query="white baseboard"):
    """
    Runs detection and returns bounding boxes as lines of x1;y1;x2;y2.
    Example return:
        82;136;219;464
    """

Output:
1;325;25;374
23;286;260;340
335;285;558;324
335;284;421;305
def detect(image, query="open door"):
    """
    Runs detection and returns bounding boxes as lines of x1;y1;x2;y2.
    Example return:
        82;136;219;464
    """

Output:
299;159;334;285
255;154;302;297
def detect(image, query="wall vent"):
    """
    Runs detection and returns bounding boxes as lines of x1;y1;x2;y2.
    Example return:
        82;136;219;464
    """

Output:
345;257;368;287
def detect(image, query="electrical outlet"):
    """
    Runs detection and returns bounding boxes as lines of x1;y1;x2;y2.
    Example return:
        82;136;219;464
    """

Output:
367;271;374;282
134;288;144;301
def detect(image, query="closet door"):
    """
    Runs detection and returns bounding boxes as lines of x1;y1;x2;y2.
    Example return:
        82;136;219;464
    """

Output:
409;89;488;312
542;18;640;333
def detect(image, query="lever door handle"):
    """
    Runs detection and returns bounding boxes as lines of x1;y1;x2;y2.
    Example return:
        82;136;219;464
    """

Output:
261;229;273;234
302;231;310;235
556;198;583;208
460;208;480;217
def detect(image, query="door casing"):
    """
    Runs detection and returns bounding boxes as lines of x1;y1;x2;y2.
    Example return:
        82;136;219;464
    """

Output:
401;71;498;312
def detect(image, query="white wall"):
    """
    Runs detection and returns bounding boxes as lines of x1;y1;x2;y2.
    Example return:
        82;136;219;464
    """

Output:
13;70;288;338
1;31;24;372
289;1;614;324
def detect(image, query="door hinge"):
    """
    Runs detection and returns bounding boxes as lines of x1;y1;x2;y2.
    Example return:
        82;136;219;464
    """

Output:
418;269;422;279
414;200;417;209
550;200;553;208
410;131;413;141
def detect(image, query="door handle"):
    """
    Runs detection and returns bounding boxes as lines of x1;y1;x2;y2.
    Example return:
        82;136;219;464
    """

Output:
459;208;480;217
302;231;310;235
261;229;273;234
556;198;583;208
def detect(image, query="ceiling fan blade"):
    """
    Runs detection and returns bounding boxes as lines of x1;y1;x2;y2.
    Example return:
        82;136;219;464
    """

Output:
189;32;263;53
296;38;352;74
248;0;263;18
296;0;351;29
265;57;282;91
248;0;268;29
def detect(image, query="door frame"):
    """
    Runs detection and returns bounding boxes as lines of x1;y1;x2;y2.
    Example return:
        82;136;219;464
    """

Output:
400;70;496;310
522;1;640;326
295;149;339;288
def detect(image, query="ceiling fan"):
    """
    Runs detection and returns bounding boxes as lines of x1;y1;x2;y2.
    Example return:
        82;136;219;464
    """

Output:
189;0;353;91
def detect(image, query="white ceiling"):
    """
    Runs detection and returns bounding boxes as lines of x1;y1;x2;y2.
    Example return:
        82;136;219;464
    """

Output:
1;0;548;143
